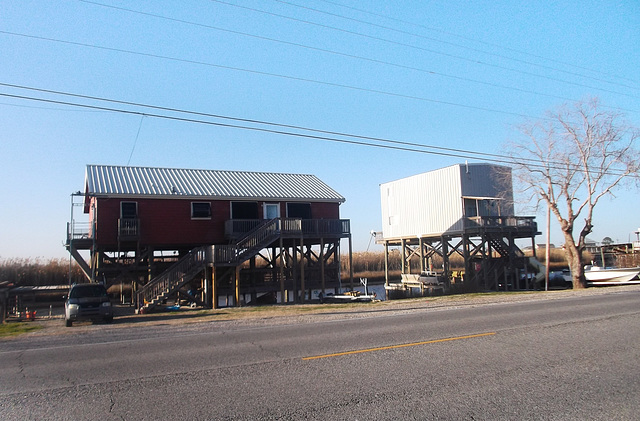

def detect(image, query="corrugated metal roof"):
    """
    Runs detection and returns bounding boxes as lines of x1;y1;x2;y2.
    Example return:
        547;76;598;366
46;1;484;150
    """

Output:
84;165;345;202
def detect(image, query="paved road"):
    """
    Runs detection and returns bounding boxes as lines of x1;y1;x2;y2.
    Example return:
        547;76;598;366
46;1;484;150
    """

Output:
1;289;639;420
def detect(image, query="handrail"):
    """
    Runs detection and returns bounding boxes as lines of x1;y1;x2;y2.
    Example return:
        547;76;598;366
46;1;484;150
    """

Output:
118;218;140;238
235;219;282;262
67;221;92;241
465;216;536;229
136;217;352;308
137;246;207;309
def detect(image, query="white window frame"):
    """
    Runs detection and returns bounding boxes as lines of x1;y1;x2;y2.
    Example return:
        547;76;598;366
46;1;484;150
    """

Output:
263;203;280;220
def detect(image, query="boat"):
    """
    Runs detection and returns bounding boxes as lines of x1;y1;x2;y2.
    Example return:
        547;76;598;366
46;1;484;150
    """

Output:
320;277;378;303
584;265;640;286
321;290;377;303
384;271;448;299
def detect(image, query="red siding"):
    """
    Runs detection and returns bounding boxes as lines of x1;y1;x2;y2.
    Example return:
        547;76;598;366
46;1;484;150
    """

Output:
92;197;341;249
310;202;340;219
94;197;229;248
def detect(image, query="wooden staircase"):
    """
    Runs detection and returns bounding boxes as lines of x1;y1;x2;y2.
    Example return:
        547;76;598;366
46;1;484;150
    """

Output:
227;218;282;265
137;219;282;312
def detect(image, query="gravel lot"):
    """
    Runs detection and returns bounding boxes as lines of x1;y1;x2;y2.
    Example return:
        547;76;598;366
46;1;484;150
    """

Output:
10;283;640;339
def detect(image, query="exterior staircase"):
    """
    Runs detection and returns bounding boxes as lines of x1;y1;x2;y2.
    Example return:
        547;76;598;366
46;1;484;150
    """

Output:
487;236;524;259
137;246;208;312
229;218;282;265
137;219;282;312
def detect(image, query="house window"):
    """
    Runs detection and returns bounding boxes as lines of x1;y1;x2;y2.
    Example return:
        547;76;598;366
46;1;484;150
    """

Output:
463;198;478;217
191;202;211;219
231;202;259;219
120;202;138;219
287;203;312;219
264;203;280;219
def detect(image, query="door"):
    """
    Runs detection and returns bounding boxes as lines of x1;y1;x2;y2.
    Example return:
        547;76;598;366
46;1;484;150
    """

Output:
264;203;280;220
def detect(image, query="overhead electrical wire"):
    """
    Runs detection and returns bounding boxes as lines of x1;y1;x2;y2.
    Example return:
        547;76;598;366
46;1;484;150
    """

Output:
277;0;639;91
0;81;511;162
1;30;583;120
76;0;637;111
0;83;632;177
209;0;639;100
1;4;634;177
315;0;639;88
0;90;514;162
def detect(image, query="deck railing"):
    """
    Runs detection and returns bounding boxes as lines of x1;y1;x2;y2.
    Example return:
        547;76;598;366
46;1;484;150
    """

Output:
226;218;350;239
137;246;207;309
67;221;92;241
118;218;140;239
465;216;537;230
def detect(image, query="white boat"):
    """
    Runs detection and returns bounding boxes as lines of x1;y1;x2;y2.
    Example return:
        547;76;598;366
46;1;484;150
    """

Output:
584;265;640;286
321;290;377;303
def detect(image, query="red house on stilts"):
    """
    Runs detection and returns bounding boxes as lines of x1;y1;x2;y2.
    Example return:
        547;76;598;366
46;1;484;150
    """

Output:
66;165;352;310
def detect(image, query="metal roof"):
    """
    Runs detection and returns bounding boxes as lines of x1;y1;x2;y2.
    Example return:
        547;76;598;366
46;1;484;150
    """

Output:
84;165;345;202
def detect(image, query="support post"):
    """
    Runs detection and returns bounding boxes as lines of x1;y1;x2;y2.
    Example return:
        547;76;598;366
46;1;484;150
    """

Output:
211;266;217;309
401;239;406;274
348;235;354;291
234;266;240;307
441;236;450;287
292;239;298;303
419;237;425;273
279;237;285;304
320;238;325;296
462;234;472;291
300;237;305;303
384;241;389;287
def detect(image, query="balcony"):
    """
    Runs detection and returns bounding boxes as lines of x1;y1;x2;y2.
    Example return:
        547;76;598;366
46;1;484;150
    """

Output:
225;218;350;240
118;218;140;242
464;216;538;233
67;221;91;241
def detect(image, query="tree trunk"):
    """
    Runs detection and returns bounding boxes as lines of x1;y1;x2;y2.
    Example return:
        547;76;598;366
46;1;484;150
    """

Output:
568;252;587;289
563;233;588;289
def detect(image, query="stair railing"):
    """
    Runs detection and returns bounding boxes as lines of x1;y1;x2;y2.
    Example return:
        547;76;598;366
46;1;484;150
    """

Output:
137;246;207;309
235;218;281;262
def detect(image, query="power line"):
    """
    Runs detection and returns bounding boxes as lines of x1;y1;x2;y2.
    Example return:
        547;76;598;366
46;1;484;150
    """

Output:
209;0;639;100
1;82;508;161
127;115;145;166
76;1;637;112
0;90;504;162
0;83;632;177
0;30;569;120
0;81;548;164
300;0;640;89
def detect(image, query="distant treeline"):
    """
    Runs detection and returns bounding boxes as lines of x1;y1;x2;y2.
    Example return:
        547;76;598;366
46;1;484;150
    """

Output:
0;258;86;286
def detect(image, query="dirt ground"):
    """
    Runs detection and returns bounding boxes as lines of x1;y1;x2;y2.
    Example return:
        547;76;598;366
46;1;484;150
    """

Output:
6;284;640;338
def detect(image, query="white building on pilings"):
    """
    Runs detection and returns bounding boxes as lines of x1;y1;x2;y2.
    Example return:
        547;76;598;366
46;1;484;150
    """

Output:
378;163;540;294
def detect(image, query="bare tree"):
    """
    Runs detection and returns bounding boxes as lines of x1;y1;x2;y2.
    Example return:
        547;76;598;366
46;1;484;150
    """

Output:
508;98;639;288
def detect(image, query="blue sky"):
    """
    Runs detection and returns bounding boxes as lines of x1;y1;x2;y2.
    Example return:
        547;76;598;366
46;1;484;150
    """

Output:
1;0;639;259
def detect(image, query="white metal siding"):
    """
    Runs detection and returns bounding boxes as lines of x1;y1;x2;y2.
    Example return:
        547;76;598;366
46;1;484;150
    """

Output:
381;165;464;239
380;163;515;239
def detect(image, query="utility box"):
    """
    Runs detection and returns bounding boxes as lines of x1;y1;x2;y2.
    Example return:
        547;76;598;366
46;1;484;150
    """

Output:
380;163;514;241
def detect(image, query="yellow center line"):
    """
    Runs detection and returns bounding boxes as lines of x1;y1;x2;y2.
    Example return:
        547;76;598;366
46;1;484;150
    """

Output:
302;332;496;360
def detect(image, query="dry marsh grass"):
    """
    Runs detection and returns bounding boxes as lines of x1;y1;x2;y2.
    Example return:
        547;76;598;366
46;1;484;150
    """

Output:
0;258;85;286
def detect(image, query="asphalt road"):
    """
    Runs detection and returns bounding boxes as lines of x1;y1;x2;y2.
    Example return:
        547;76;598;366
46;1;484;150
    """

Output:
1;289;639;420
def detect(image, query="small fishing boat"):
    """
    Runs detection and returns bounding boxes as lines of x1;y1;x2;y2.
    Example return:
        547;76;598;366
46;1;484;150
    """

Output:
320;278;378;303
321;290;377;303
584;265;640;286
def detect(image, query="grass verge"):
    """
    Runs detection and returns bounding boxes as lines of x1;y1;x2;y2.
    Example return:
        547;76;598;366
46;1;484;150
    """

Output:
0;322;43;337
